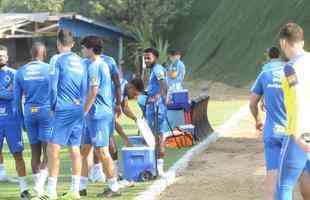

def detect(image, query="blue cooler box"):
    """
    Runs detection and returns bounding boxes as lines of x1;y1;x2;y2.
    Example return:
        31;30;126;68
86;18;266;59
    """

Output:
128;136;146;146
167;90;190;111
122;146;156;181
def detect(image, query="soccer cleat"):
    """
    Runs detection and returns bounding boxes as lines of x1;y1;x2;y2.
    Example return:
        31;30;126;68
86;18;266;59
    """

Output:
20;190;32;200
60;192;80;200
89;165;106;183
96;188;121;198
79;189;87;197
31;194;57;200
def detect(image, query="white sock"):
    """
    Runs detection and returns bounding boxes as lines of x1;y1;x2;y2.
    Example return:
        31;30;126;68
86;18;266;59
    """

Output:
39;169;49;186
70;175;80;195
47;177;57;197
94;163;102;171
18;176;28;193
114;160;119;175
35;170;48;195
0;164;6;175
157;159;164;175
79;176;88;191
108;177;119;192
33;173;40;187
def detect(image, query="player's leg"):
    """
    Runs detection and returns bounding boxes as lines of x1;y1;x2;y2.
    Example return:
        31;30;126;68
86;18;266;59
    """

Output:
109;135;119;176
91;118;120;197
79;126;92;196
0;129;8;182
6;124;30;199
156;103;167;176
276;136;308;200
299;161;310;200
46;142;61;199
263;137;283;200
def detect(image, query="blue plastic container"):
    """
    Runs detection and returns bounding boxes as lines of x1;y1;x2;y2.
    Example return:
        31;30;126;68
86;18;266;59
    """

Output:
167;90;190;111
122;146;156;181
128;136;146;146
179;124;195;135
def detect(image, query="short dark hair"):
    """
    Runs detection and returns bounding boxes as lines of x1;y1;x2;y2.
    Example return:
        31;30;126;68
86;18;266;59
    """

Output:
130;78;144;92
144;48;159;58
267;47;280;59
81;36;103;55
57;29;74;46
0;45;8;52
31;42;46;59
279;22;304;44
168;49;182;56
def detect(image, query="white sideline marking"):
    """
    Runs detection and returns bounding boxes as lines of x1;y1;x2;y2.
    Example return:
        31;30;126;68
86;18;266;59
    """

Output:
135;105;249;200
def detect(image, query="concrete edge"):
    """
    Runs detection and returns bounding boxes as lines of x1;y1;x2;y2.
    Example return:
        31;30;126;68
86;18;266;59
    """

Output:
135;105;249;200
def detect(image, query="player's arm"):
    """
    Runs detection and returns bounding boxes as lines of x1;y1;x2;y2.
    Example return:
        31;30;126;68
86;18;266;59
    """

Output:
115;119;131;146
84;64;99;115
13;71;23;118
159;79;168;101
249;93;263;132
121;97;137;122
112;73;122;117
249;73;264;132
50;60;60;111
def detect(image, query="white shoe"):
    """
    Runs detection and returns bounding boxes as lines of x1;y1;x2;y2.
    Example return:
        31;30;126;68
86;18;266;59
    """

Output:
89;165;106;183
0;174;9;182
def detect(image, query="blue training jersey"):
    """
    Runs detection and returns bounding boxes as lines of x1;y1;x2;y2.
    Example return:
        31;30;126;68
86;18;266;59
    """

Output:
87;57;113;119
50;52;87;111
167;59;186;92
147;64;166;97
0;66;16;122
251;62;287;138
262;58;285;72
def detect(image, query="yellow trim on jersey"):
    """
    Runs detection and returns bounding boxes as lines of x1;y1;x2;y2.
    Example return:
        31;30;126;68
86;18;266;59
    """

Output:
281;77;298;135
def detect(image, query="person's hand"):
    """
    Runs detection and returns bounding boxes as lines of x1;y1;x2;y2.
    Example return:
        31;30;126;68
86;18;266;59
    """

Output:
295;135;310;153
124;138;133;147
114;104;122;118
255;120;264;134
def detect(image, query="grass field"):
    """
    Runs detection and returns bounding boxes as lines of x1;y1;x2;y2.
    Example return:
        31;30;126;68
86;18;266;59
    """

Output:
0;99;246;199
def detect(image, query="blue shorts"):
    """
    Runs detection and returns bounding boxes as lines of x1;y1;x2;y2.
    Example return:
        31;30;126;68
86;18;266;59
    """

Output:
24;105;53;144
50;108;83;146
0;122;24;154
277;135;310;200
82;115;112;147
145;99;167;135
264;136;284;170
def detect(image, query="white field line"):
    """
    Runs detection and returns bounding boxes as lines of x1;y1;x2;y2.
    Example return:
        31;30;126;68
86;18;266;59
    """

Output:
135;105;249;200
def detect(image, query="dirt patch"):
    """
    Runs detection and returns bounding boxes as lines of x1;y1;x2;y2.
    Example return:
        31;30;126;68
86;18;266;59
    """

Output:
159;112;303;200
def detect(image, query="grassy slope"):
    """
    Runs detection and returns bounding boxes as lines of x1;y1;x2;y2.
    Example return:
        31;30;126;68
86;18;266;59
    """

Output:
168;0;310;86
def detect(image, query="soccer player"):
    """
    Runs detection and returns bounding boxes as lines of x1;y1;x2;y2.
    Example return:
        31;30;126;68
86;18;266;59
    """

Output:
276;22;310;200
42;30;87;200
80;36;121;197
250;47;287;200
108;77;145;177
14;42;52;196
144;47;167;176
167;50;186;92
0;45;31;199
85;48;122;183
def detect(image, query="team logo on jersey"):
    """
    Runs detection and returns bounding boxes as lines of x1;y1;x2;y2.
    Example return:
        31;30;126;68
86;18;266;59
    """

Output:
31;107;39;113
4;75;10;82
284;64;298;87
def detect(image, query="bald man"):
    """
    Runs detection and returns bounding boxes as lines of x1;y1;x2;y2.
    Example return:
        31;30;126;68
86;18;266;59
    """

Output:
14;42;53;196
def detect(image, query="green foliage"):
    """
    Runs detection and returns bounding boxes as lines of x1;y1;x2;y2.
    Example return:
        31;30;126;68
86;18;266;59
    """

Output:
154;37;169;65
1;0;64;12
168;0;310;86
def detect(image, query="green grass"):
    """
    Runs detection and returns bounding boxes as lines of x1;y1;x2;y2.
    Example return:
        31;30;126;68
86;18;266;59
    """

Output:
208;100;247;128
0;99;245;199
168;0;310;86
0;101;190;200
